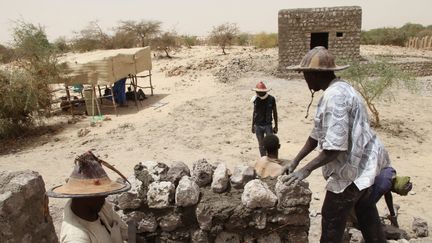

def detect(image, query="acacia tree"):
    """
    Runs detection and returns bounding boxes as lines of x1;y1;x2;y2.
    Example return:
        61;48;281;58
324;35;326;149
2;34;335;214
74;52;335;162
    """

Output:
209;23;239;55
341;61;416;127
72;21;113;51
151;31;179;58
117;20;161;47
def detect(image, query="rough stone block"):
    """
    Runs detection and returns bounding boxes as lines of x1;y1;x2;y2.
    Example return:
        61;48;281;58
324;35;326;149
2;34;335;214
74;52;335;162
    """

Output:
211;163;229;193
192;159;214;187
230;165;255;189
0;170;58;243
242;179;277;209
166;161;190;185
275;175;311;208
117;191;142;210
159;212;182;232
175;176;200;207
147;181;175;209
412;217;429;238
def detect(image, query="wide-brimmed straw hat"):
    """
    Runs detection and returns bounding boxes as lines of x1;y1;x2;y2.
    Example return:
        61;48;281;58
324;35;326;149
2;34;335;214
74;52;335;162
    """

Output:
252;81;271;92
46;151;131;198
287;46;350;71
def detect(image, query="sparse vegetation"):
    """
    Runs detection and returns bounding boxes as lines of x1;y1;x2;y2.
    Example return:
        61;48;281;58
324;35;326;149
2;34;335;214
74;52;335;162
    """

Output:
341;61;416;127
252;32;278;48
118;20;162;47
151;31;179;58
0;44;14;64
0;20;63;138
361;23;432;46
71;21;113;52
209;23;240;55
180;35;199;48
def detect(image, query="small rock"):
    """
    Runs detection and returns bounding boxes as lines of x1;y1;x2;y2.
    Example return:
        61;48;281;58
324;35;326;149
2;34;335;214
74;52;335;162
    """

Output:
230;165;255;189
211;163;230;193
117;192;142;210
54;137;60;142
383;224;409;240
242;179;277;209
412;217;429;237
147;181;175;209
159;212;182;232
175;176;200;207
275;175;312;208
77;128;90;137
166;161;190;185
409;191;416;196
191;159;215;187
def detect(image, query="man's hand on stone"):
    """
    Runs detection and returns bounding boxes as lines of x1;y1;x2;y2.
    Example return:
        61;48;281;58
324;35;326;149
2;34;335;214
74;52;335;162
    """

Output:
282;167;311;186
273;126;278;134
282;160;299;175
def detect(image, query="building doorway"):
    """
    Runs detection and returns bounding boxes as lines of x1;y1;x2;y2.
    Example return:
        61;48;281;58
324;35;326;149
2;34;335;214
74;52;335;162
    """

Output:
310;32;329;49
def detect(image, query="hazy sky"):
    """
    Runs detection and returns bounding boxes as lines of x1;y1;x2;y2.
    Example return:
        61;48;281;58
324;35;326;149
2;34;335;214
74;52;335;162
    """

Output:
1;0;431;44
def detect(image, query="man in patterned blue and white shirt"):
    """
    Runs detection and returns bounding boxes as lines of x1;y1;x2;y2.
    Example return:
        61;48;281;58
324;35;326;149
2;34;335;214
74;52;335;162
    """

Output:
284;46;389;243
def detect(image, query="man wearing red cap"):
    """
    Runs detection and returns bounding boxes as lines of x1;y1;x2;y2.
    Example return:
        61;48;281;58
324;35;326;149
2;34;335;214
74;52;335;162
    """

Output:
251;81;278;157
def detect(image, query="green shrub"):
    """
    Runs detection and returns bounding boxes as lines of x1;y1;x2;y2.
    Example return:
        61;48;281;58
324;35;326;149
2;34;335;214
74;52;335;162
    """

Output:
236;33;252;46
179;35;198;48
151;31;179;58
341;60;416;127
0;69;49;138
361;22;431;46
252;32;278;48
0;20;63;139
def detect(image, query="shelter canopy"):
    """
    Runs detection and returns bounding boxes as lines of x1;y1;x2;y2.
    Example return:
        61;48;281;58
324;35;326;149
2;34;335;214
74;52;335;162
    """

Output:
59;47;152;86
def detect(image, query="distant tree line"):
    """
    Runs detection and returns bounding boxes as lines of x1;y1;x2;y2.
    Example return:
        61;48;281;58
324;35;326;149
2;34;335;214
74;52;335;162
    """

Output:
361;23;432;46
0;20;280;63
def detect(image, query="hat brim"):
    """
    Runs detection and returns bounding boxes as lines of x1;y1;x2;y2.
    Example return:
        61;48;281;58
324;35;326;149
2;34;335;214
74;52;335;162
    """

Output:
286;65;350;72
46;178;131;198
252;88;271;92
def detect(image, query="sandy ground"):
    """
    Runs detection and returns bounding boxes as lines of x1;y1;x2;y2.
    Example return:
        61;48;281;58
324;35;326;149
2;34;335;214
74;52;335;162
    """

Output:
1;45;431;241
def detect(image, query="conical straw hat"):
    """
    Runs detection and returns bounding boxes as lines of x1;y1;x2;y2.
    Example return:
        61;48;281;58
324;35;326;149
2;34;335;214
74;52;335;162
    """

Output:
46;151;130;198
287;46;349;71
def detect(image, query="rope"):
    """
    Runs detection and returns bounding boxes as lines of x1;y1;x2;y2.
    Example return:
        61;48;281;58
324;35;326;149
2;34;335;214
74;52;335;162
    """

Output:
304;90;315;119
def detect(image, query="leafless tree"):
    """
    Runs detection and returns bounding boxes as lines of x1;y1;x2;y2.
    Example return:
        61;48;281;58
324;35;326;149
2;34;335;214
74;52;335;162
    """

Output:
209;23;239;55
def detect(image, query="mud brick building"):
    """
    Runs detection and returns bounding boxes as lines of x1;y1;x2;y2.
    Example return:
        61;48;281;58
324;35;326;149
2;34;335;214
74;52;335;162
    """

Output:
278;6;362;72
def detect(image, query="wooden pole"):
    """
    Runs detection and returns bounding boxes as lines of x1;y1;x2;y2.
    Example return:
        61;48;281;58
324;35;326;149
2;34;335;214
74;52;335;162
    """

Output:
149;70;154;96
65;84;74;117
110;84;118;116
132;75;139;110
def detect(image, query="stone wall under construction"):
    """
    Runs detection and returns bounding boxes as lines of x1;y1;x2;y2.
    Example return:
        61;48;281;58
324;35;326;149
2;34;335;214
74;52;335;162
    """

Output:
109;160;312;243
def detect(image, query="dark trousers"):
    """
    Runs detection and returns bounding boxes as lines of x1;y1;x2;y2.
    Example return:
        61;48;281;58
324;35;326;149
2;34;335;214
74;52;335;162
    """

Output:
320;183;386;243
255;125;273;156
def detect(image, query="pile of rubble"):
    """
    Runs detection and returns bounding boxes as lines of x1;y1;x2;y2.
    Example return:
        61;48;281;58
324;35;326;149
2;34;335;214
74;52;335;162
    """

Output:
109;159;312;243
